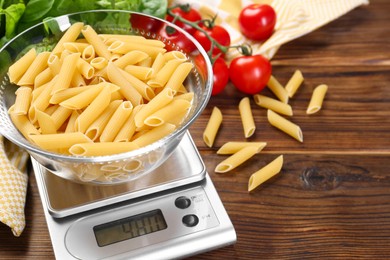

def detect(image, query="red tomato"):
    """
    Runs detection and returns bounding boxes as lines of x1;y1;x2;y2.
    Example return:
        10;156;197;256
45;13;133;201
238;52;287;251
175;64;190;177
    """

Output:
229;55;272;95
193;25;231;56
166;6;202;35
129;14;163;33
212;57;229;95
238;4;276;41
159;25;197;54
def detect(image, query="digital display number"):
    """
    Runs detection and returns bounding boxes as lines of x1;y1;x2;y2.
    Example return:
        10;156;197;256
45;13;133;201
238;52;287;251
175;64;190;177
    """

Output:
94;209;167;247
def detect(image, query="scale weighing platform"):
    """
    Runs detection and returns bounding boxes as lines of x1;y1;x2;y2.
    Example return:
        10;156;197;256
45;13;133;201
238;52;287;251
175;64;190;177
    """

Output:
33;132;236;259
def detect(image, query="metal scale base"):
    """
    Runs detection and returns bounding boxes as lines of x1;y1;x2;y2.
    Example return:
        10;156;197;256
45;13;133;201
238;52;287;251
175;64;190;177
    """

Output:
33;132;236;260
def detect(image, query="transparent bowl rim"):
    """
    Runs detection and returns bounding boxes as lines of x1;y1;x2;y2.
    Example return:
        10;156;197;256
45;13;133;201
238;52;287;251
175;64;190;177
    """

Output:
0;9;213;163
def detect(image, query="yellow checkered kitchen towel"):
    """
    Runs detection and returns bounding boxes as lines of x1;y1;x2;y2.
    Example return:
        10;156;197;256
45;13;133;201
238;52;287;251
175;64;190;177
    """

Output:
170;0;369;60
0;135;29;237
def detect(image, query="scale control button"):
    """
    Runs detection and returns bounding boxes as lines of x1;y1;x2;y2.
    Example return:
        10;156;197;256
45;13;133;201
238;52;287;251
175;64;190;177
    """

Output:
175;196;191;209
182;214;199;227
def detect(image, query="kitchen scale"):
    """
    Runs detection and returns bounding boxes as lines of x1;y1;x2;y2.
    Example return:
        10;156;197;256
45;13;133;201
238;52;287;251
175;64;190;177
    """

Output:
33;132;236;259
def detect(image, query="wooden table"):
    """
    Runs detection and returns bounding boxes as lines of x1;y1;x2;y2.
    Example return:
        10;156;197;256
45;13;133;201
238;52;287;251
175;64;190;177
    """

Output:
1;1;390;259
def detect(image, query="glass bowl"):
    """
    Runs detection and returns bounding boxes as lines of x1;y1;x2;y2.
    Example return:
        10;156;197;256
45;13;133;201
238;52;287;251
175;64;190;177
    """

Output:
0;10;212;185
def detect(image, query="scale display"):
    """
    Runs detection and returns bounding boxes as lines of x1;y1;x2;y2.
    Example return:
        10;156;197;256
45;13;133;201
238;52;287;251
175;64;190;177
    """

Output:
94;209;167;247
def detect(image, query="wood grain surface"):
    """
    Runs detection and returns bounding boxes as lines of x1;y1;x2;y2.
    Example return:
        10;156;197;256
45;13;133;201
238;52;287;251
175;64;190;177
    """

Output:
1;1;390;259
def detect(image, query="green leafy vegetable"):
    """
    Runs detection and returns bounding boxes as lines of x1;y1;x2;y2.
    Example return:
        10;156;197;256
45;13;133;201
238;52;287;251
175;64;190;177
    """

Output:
22;0;54;22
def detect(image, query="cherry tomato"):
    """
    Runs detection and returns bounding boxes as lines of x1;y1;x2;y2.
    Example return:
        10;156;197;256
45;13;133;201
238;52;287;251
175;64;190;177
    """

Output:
129;14;163;33
166;6;202;35
193;25;231;56
238;4;276;41
211;57;229;95
159;25;197;54
229;55;272;95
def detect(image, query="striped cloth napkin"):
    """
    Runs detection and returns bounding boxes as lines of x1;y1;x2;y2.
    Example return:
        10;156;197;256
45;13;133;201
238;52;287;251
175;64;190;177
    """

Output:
0;136;29;237
169;0;369;60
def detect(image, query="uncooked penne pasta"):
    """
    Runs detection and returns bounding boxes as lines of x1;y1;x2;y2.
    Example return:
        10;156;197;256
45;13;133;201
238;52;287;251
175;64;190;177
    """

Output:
82;25;112;60
114;105;143;142
63;42;90;53
77;57;94;79
124;65;153;81
9;111;40;140
50;105;73;130
113;50;149;69
239;97;256;138
49;85;94;104
8;48;36;83
132;123;176;147
134;87;175;128
106;62;143;106
17;52;51;86
203;107;222;147
108;40;166;58
69;142;139;156
248;155;283;192
36;110;56;134
267;109;303;142
51;22;84;54
99;101;133;142
306;84;328;114
285;70;304;98
253;94;293;116
51;53;80;94
65;110;80;133
34;67;53;88
147;59;183;88
165;62;193;92
11;87;32;115
82;45;95;61
215;146;259;173
163;51;187;61
119;67;155;101
267;75;289;103
217;142;267;155
150;52;165;77
60;84;104;109
28;132;93;151
90;57;108;70
85;100;122;141
144;99;190;127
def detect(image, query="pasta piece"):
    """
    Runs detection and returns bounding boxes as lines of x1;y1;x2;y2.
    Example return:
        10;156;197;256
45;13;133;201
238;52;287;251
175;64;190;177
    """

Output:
63;42;90;53
124;65;153;81
29;76;56;122
108;40;166;58
106;62;143;106
215;146;259;173
306;84;328;114
69;142;139;156
267;109;303;142
82;25;111;60
82;45;95;62
28;132;93;151
90;57;108;70
173;92;194;102
99;101;133;142
239;97;256;138
285;70;304;98
253;94;293;116
165;62;193;92
114;105;143;142
163;51;187;62
8;48;36;83
144;99;191;127
132;123;176;147
47;54;61;75
138;56;152;67
149;52;165;77
119;67;155;101
51;22;84;54
217;142;267;155
75;86;111;133
34;68;53;88
147;59;183;88
248;155;283;192
65;110;80;133
17;52;51;86
11;87;32;115
134;87;175;128
77;57;94;79
9;110;40;140
267;75;289;103
113;50;149;69
51;53;80;94
203;107;222;147
50;85;94;104
36;110;57;134
60;84;104;109
85;100;122;141
50;106;73;130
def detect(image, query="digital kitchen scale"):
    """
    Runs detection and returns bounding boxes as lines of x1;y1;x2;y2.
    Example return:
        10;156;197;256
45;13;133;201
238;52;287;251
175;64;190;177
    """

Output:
33;132;236;259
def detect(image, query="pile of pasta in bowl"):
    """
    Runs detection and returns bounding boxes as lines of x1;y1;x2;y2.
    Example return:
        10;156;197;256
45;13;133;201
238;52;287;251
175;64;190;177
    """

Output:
0;10;212;184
